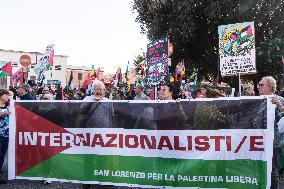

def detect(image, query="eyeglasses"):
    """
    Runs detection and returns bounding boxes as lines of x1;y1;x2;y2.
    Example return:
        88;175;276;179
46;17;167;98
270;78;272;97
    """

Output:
257;83;264;87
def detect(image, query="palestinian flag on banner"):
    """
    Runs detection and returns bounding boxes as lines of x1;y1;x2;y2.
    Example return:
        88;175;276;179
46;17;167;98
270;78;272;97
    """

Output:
0;61;12;77
10;98;273;189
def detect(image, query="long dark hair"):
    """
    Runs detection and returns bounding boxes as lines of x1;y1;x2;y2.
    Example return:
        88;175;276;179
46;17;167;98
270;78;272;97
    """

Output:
0;89;9;97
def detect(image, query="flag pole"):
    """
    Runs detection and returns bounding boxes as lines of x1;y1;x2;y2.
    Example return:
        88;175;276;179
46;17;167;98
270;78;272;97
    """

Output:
239;72;241;97
281;56;284;88
155;86;157;100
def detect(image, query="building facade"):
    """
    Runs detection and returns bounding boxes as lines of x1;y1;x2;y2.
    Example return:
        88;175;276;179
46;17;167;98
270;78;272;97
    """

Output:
66;66;104;89
0;49;67;88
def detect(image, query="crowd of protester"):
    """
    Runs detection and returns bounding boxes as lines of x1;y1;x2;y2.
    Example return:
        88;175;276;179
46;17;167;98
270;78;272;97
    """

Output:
0;76;284;189
6;77;284;102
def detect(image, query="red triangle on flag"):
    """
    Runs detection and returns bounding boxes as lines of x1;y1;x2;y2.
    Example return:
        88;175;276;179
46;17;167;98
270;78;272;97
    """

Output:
82;73;92;89
0;61;12;75
15;104;75;175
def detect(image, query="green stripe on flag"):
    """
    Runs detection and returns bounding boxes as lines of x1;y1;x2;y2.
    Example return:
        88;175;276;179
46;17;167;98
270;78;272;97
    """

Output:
20;154;267;189
0;72;10;77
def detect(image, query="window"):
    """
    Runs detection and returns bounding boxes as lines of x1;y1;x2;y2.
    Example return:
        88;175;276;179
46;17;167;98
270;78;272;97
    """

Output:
78;73;82;80
55;65;61;70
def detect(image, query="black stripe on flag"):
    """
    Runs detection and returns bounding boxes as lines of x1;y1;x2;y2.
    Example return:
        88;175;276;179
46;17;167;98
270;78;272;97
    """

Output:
16;98;267;130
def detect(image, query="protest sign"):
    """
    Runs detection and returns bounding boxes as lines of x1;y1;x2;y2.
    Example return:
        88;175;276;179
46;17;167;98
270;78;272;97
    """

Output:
218;22;256;76
145;38;170;87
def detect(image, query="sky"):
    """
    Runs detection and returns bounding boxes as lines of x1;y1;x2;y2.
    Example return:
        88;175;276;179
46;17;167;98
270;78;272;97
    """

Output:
0;0;148;74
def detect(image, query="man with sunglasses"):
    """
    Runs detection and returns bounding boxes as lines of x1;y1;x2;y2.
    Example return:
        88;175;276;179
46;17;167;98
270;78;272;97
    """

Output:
258;76;284;189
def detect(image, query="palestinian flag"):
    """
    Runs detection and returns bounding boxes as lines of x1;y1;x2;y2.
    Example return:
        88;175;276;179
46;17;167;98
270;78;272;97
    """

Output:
10;98;273;189
0;61;12;77
67;71;74;89
82;73;92;89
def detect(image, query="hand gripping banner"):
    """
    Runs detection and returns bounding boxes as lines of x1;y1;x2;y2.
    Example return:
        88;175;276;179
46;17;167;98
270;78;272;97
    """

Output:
9;97;274;189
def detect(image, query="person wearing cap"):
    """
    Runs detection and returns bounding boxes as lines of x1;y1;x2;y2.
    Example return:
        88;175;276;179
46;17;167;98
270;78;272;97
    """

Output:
16;84;34;100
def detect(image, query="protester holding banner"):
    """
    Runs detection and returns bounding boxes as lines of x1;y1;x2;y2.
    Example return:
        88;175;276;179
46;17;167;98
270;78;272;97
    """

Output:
131;84;155;130
80;80;114;189
258;76;284;189
83;80;108;101
76;80;114;129
271;98;284;113
157;83;188;130
0;89;10;183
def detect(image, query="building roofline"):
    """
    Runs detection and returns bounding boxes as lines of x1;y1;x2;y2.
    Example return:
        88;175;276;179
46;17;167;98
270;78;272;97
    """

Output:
66;65;105;72
0;49;68;58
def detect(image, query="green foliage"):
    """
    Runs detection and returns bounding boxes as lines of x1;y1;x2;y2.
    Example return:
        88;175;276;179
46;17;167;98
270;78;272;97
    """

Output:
132;0;284;87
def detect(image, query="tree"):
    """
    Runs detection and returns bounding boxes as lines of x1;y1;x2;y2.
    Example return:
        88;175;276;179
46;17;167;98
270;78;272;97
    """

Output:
132;0;284;88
